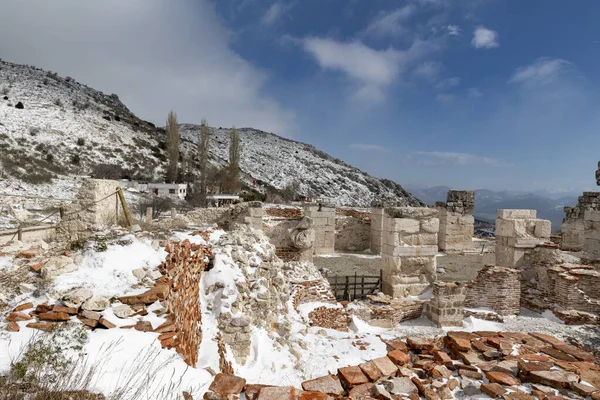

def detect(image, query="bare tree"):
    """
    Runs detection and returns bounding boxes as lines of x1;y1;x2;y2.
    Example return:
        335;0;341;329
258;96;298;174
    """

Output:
227;126;240;193
198;118;210;203
165;110;180;183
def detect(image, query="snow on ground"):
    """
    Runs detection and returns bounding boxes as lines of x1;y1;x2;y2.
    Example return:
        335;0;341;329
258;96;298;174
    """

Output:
0;255;12;270
54;235;167;298
316;252;381;259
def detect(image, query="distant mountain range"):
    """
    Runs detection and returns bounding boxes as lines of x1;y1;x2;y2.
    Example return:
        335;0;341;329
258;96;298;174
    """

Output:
405;185;580;232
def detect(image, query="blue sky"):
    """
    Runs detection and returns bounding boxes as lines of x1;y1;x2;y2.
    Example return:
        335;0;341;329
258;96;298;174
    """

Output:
1;0;599;193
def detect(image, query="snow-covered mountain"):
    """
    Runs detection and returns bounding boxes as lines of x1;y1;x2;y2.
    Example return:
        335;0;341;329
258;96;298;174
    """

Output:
0;60;422;207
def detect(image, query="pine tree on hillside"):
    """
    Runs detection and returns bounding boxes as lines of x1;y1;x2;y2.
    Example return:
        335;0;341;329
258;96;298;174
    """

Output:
165;110;180;183
198;118;210;202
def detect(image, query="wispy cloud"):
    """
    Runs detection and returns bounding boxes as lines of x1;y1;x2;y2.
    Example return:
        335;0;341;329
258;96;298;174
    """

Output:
349;143;390;152
509;57;574;87
445;25;461;36
414;151;511;166
471;26;499;49
301;37;439;102
436;93;455;103
467;87;482;98
435;76;460;90
413;61;442;81
261;2;290;26
362;5;416;38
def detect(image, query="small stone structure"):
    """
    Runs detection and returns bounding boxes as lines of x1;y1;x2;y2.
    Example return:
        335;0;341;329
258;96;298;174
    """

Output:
56;179;121;242
426;281;465;327
304;204;335;255
347;293;424;328
495;209;551;268
435;190;475;252
521;243;600;323
381;207;439;298
561;192;600;252
289;217;315;262
464;265;521;316
584;208;600;265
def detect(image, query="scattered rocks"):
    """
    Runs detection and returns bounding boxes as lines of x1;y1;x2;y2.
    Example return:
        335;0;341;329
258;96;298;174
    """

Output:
82;296;110;311
62;288;93;308
112;304;134;318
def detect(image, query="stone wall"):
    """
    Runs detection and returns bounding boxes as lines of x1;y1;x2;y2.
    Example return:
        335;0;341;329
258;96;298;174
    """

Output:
370;207;384;255
495;209;551;269
464;265;521;316
426;281;465;327
381;207;439;298
56;179;121;242
161;240;210;367
584;209;600;264
304;204;335;255
435;190;474;253
185;207;232;226
334;215;371;252
561;192;600;252
290;280;337;307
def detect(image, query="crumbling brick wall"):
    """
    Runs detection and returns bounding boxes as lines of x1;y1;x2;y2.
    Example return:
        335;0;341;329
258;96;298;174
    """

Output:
161;240;210;367
291;280;337;307
464;265;521;315
435;190;474;253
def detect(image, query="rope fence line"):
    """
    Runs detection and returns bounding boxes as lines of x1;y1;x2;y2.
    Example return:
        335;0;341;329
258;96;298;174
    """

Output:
4;189;123;242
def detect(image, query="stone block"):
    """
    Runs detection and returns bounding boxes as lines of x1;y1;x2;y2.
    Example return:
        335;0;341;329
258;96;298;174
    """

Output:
585;210;600;223
497;209;537;219
390;219;420;234
301;375;344;396
420;218;440;233
534;220;551;238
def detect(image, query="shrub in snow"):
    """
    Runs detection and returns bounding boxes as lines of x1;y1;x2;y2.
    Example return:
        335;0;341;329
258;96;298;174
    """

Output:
14;101;23;109
77;137;85;146
71;154;80;165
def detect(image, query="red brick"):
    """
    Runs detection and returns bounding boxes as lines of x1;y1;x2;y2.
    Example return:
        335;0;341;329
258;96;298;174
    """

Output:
358;361;382;382
14;302;33;312
26;322;55;332
347;382;373;399
388;350;410;366
17;248;40;259
53;305;79;314
7;321;20;332
38;312;71;322
6;312;33;322
485;371;521;386
244;384;272;400
371;356;398;378
98;318;116;329
301;374;343;396
338;366;369;388
257;386;299;400
481;383;507;398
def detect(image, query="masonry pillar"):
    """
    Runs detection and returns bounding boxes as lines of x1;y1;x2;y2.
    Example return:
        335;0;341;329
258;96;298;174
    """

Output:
304;204;335;255
243;201;264;231
381;207;439;298
436;190;475;252
370;205;384;255
426;281;465;327
495;209;551;268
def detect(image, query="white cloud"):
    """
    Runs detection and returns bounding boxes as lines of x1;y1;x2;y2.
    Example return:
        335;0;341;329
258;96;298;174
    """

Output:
349;143;390;152
363;5;415;38
436;93;455;103
261;2;289;26
302;37;439;101
446;25;461;36
413;61;442;81
0;1;294;135
509;57;574;87
414;151;510;167
435;76;460;90
471;26;499;49
467;87;483;98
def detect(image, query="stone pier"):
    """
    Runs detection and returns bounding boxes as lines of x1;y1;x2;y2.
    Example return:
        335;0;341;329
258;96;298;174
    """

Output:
426;281;465;327
304;204;335;255
435;190;475;252
464;265;521;316
381;207;439;298
370;206;384;255
561;192;600;252
584;209;600;264
495;209;551;268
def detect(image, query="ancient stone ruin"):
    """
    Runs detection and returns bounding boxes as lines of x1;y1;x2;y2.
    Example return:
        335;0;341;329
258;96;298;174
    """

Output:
495;209;551;268
304;204;335;255
381;207;439;298
435;190;475;253
561;192;600;252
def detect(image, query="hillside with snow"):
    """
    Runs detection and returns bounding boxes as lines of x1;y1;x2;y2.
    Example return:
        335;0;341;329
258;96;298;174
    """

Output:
0;60;421;207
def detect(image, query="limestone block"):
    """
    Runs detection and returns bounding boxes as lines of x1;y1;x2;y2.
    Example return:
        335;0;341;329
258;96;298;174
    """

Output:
384;245;438;257
497;209;537;219
420;218;440;233
385;207;439;220
399;233;438;246
584;210;600;223
390;218;420;234
534;220;551;238
496;219;534;238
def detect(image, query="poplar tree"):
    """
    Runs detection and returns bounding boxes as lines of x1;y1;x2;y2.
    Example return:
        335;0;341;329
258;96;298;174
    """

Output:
165;110;180;183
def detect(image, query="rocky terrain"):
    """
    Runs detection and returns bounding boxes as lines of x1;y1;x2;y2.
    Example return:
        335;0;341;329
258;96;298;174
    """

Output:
0;60;421;208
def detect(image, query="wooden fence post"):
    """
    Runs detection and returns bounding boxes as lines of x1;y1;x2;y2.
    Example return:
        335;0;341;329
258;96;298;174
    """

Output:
17;225;22;241
116;188;133;227
146;207;153;224
344;276;349;301
379;269;383;293
353;271;357;300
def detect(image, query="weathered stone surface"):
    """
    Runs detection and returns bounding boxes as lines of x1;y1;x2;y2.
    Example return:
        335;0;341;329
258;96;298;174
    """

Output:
26;322;55;332
492;359;519;377
38;312;71;322
348;382;374;399
98;318;116;329
359;361;382;382
62;288;93;308
526;370;579;389
53;305;79;315
371;356;398;378
6;312;33;322
7;321;20;332
112;304;135;318
485;371;521;386
80;310;102;320
82;296;110;311
244;384;272;400
301;375;343;395
480;383;507;398
383;377;418;395
209;373;247;395
14;302;34;312
388;350;410;365
258;386;300;400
